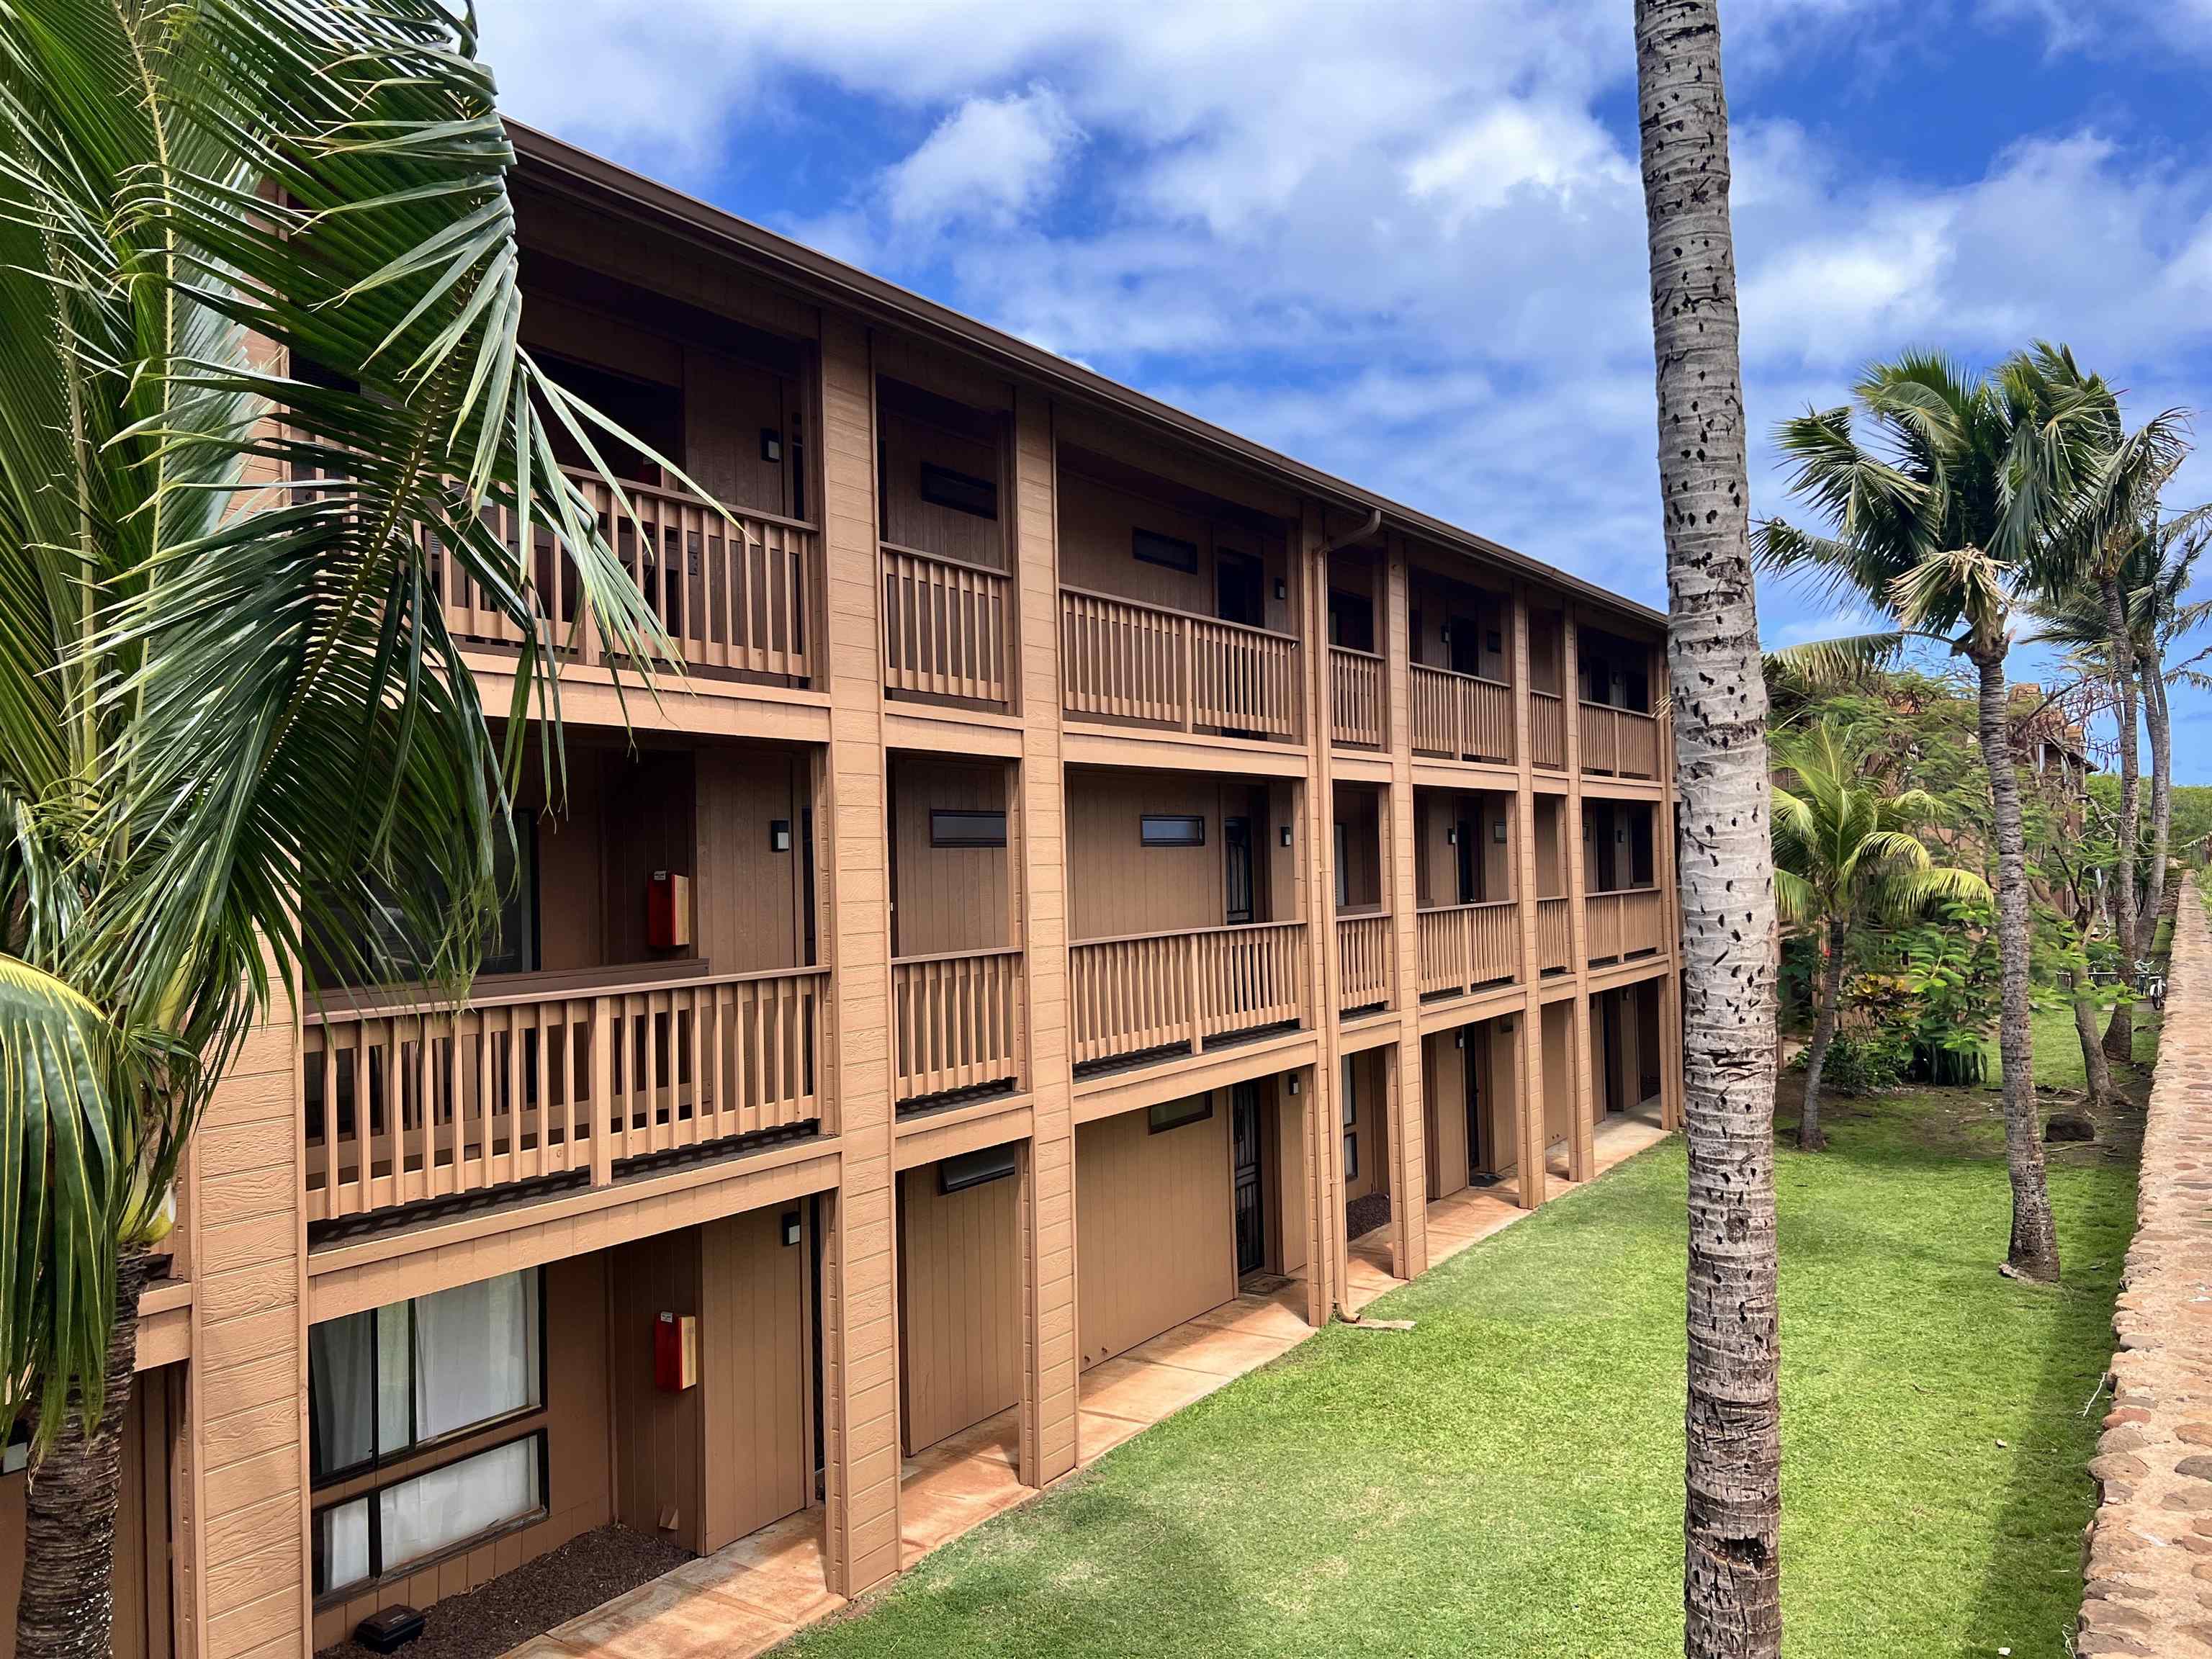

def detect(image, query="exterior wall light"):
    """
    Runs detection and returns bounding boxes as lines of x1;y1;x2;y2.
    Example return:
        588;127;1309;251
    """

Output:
770;819;792;853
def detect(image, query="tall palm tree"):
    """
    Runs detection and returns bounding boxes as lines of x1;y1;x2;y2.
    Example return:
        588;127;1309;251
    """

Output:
1771;719;1990;1149
1756;349;2121;1284
1632;4;1782;1653
0;5;688;1653
2009;346;2188;1062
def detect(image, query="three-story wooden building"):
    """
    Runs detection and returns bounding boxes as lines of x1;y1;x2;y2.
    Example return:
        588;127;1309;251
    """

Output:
0;125;1682;1659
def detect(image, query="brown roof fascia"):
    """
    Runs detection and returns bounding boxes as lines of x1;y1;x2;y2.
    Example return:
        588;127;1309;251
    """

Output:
505;121;1666;632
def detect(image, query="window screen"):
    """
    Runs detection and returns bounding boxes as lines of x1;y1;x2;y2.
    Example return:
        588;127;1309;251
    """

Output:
1148;1094;1213;1134
919;462;997;520
1133;529;1198;572
930;809;1007;848
939;1142;1018;1193
1140;814;1205;848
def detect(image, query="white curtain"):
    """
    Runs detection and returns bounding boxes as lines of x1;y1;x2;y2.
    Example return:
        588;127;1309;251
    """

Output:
410;1269;540;1443
318;1497;371;1592
378;1438;539;1570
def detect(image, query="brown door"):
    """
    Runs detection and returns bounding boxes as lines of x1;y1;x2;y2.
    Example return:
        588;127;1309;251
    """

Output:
1232;1083;1265;1275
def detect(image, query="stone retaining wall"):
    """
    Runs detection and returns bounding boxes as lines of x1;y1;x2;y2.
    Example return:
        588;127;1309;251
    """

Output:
2081;875;2212;1657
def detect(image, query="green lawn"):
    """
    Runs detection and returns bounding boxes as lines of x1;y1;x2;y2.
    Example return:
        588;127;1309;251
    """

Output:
791;1056;2140;1659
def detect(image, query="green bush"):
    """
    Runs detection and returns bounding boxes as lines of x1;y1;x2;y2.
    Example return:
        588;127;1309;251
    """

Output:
1802;1029;1912;1095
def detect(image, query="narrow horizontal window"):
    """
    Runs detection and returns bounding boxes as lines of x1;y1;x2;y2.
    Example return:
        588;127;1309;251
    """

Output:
1140;814;1205;848
313;1433;547;1598
930;809;1007;848
1148;1094;1213;1134
919;462;997;519
940;1143;1019;1194
1133;528;1198;573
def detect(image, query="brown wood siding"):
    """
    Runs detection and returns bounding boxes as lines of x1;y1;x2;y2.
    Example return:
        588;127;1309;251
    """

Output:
1331;788;1382;909
600;750;696;968
896;1164;1021;1454
878;404;1006;570
1271;1080;1308;1277
609;1228;704;1551
1066;772;1282;940
1534;796;1565;897
700;1206;811;1552
695;747;808;973
533;747;608;972
1;1362;180;1659
1341;1048;1390;1204
1075;1102;1235;1370
889;759;1012;959
310;1256;613;1648
684;349;795;518
1056;464;1293;636
1542;1000;1574;1148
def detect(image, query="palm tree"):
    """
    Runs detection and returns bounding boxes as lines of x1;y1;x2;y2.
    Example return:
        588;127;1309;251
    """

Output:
0;5;687;1653
1632;4;1782;1653
1771;719;1991;1149
2009;347;2188;1062
1755;349;2122;1284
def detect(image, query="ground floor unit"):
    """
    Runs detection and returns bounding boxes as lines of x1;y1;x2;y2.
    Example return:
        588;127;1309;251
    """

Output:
0;964;1674;1659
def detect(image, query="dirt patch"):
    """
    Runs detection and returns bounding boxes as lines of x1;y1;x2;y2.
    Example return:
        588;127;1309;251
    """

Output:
1345;1190;1390;1241
314;1524;693;1659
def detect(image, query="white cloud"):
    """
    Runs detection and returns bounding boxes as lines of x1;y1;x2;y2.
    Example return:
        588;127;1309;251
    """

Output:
884;86;1079;230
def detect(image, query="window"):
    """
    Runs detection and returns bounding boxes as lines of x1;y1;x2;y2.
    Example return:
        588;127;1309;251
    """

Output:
1334;822;1350;909
310;1269;543;1485
919;462;997;520
1148;1094;1213;1134
315;1433;546;1596
939;1143;1018;1193
1133;528;1198;573
1140;814;1205;848
930;809;1007;848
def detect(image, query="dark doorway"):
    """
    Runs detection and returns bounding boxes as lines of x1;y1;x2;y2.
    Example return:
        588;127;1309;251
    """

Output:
1449;613;1483;677
1224;817;1254;926
1231;1082;1265;1275
1464;1038;1485;1179
1217;549;1266;629
1599;994;1625;1116
1455;816;1478;905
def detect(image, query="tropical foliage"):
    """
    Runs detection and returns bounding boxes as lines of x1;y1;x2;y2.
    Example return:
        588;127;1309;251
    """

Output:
0;3;685;1651
1771;719;1989;1147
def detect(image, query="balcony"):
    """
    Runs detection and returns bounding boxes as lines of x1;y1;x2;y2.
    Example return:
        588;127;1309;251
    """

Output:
1537;896;1572;974
1329;646;1386;748
1530;690;1567;771
1415;900;1520;999
1336;910;1393;1015
303;963;827;1225
1578;703;1662;781
1060;588;1303;744
1586;888;1666;964
439;470;816;686
891;946;1025;1103
881;543;1014;709
1069;921;1307;1071
1410;664;1514;765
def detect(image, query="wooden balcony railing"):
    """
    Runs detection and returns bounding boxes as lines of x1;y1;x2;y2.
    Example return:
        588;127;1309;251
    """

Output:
303;965;828;1223
1336;912;1393;1014
1579;701;1661;780
1415;900;1520;999
1530;690;1567;771
892;947;1024;1102
1329;647;1385;748
1069;920;1306;1068
1060;588;1301;742
1537;896;1572;974
1409;664;1514;765
437;470;814;683
1586;888;1666;963
881;543;1012;707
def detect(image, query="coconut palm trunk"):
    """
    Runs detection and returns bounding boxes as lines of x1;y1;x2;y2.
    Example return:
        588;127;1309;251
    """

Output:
1797;920;1846;1151
15;1253;152;1659
2071;966;2116;1105
1633;2;1782;1652
1972;649;2061;1280
2144;648;2173;945
2100;575;2141;1062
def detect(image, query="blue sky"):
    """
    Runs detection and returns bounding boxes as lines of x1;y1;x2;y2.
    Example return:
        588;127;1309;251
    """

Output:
484;0;2212;780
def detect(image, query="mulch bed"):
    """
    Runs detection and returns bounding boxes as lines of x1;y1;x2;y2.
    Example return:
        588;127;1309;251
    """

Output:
315;1524;693;1659
1345;1190;1391;1241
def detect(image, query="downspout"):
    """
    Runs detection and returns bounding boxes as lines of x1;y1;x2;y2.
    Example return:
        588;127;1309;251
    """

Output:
1320;506;1383;559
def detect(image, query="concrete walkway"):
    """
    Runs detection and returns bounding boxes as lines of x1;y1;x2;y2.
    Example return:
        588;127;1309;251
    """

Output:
512;1110;1673;1658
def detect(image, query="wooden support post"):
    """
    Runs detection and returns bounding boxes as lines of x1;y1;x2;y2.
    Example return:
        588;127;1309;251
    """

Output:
1384;534;1427;1281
